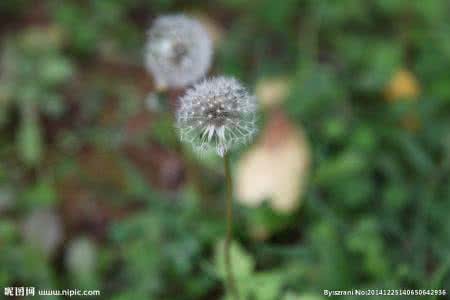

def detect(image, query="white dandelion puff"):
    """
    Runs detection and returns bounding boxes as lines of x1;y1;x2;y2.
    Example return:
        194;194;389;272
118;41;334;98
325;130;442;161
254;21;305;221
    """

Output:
145;14;212;89
176;76;258;157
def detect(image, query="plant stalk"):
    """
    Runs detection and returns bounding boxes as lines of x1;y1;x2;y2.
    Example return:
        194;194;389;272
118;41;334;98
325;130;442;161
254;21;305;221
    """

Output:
223;153;239;300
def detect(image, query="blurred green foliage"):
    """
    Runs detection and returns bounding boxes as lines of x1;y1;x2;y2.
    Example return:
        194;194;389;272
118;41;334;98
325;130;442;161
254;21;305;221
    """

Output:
0;1;449;300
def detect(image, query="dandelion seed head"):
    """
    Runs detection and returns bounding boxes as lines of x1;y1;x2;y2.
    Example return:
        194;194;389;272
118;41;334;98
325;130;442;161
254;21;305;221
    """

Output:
145;15;212;89
176;77;258;156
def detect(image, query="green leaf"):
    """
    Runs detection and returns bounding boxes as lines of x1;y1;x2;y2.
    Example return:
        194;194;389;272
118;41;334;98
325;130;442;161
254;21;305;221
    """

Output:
314;151;367;184
214;240;254;280
23;179;57;207
40;56;73;85
17;106;43;166
250;272;283;300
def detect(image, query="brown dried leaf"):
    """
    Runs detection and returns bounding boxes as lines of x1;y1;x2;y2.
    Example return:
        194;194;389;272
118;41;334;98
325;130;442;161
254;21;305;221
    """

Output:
236;111;310;213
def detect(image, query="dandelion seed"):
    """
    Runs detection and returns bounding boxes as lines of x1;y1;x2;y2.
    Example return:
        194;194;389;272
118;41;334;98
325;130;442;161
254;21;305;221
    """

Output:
145;14;212;89
176;76;258;156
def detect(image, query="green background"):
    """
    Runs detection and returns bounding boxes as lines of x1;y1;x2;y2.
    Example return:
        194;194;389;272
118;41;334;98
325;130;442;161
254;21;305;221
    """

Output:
0;1;449;299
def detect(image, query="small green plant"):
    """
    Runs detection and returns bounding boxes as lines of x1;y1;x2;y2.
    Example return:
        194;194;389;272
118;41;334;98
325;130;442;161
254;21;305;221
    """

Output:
145;15;258;299
176;77;258;299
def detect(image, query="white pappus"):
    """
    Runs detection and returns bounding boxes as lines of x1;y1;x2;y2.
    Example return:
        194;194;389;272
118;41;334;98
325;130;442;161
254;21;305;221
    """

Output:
176;76;258;157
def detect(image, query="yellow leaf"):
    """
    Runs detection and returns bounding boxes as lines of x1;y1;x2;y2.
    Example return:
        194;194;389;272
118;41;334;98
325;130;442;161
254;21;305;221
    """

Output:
385;69;420;101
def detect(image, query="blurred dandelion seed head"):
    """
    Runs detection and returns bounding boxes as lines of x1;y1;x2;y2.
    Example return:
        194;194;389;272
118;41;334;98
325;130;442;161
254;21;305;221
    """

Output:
176;77;258;157
145;15;212;89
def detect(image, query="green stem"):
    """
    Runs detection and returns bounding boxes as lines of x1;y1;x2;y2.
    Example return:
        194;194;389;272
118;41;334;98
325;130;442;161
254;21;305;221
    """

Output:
223;153;239;300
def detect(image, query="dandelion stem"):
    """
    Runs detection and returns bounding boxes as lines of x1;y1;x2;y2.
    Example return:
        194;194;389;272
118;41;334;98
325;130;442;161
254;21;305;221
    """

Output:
223;153;239;300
